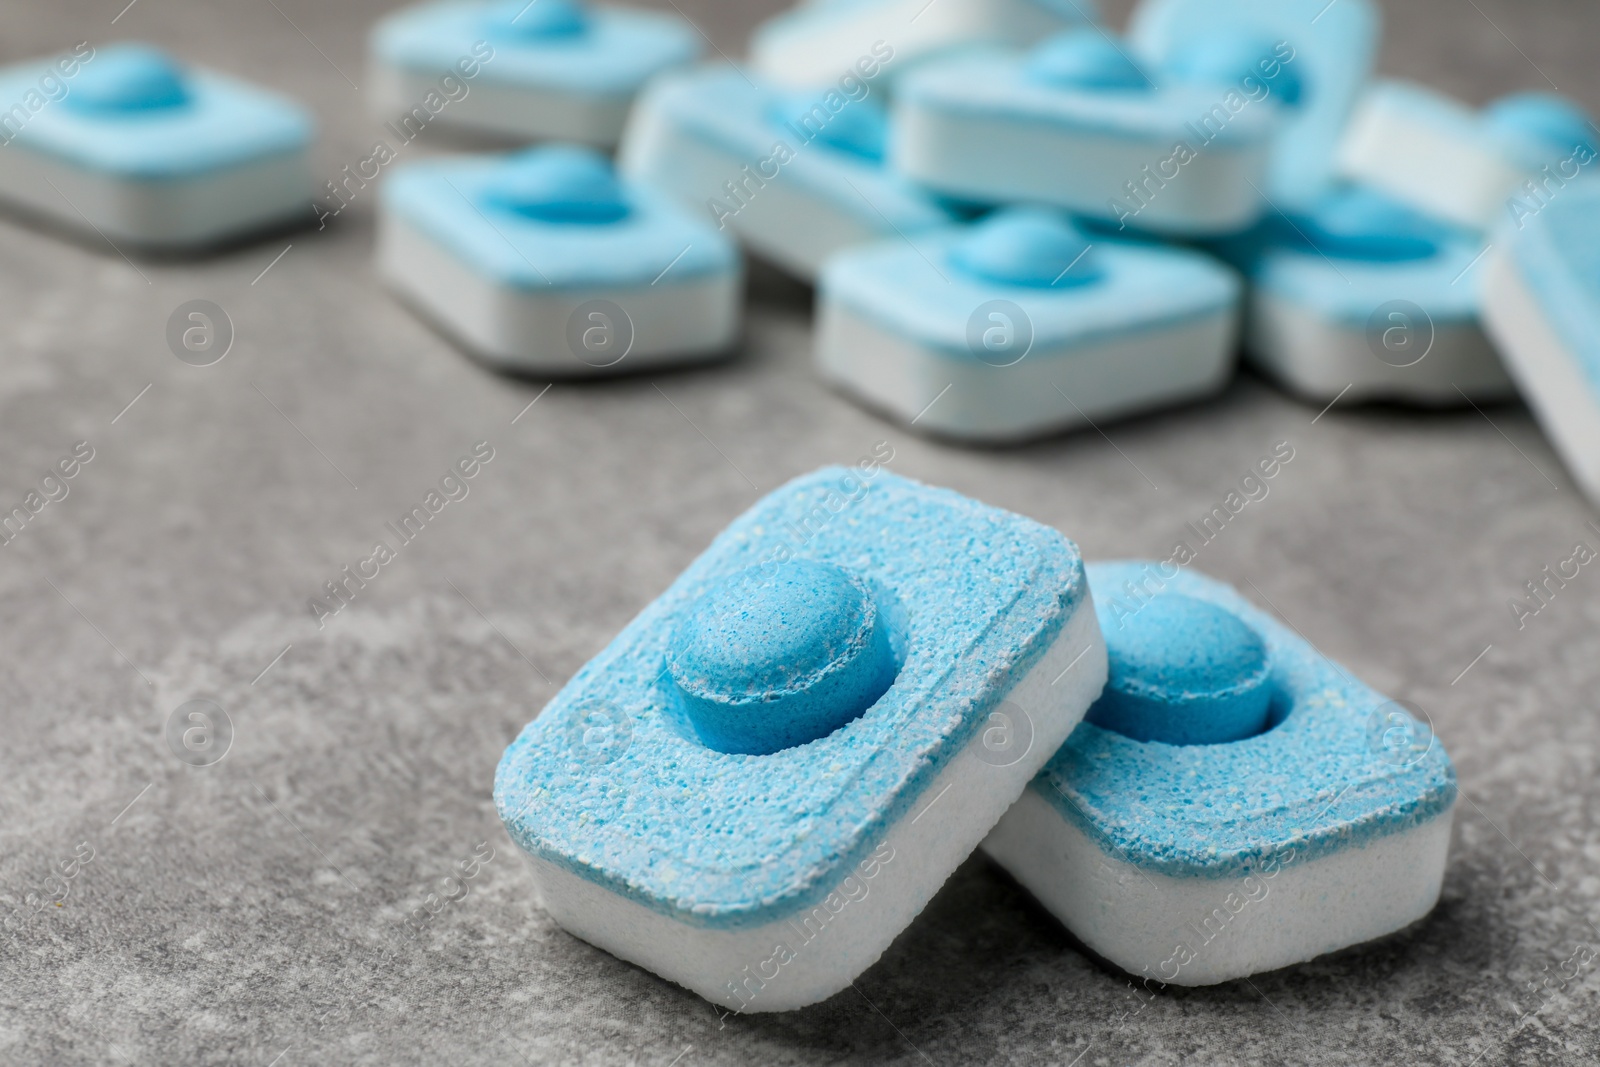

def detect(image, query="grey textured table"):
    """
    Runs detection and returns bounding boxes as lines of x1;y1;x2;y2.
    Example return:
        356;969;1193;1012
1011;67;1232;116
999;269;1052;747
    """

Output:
3;1;1598;1064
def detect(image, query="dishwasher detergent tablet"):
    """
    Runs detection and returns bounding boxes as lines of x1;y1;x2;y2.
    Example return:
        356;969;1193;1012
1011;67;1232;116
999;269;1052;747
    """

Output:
0;43;314;250
495;467;1107;1010
984;561;1457;986
378;144;740;373
1224;185;1511;404
889;30;1279;235
817;207;1241;442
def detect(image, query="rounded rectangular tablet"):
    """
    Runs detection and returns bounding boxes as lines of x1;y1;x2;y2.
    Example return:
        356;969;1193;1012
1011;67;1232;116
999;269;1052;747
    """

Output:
889;35;1279;235
983;560;1457;986
0;44;315;250
1212;185;1513;405
494;467;1108;1011
817;209;1241;442
377;144;742;374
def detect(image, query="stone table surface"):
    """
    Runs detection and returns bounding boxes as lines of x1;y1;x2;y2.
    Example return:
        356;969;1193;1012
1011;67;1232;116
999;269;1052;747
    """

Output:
2;1;1599;1064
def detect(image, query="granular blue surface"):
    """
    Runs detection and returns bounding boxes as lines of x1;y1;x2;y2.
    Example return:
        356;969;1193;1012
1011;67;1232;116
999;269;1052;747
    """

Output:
495;467;1088;928
667;558;898;755
1085;593;1271;746
1035;561;1456;879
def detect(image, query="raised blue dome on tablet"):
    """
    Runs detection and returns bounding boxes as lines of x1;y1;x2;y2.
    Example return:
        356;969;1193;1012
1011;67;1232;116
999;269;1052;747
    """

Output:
1160;32;1304;107
482;0;589;39
1486;92;1597;156
775;94;889;162
65;44;192;114
1278;186;1453;262
1087;593;1271;745
480;144;629;223
1030;561;1458;876
668;559;897;755
949;208;1101;288
1025;30;1151;92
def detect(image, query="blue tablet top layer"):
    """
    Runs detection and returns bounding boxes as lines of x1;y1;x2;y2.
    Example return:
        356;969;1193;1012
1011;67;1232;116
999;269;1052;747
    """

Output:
1217;185;1485;326
632;65;954;234
494;466;1089;928
372;0;699;98
383;144;737;289
821;208;1239;355
1034;561;1456;879
894;36;1277;149
1130;0;1379;206
1085;593;1271;746
1503;182;1600;398
0;43;312;178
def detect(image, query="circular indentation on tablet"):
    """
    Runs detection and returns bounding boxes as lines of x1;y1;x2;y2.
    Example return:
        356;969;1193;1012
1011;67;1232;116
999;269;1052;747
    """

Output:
482;0;589;39
166;699;233;767
565;299;634;367
66;45;191;114
973;699;1035;767
1283;187;1452;262
482;145;630;223
1161;32;1304;108
668;560;898;755
1366;699;1435;767
1365;299;1435;367
950;208;1100;290
166;300;233;366
770;95;889;162
1025;30;1151;92
1486;93;1597;158
1087;595;1272;746
561;698;634;766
